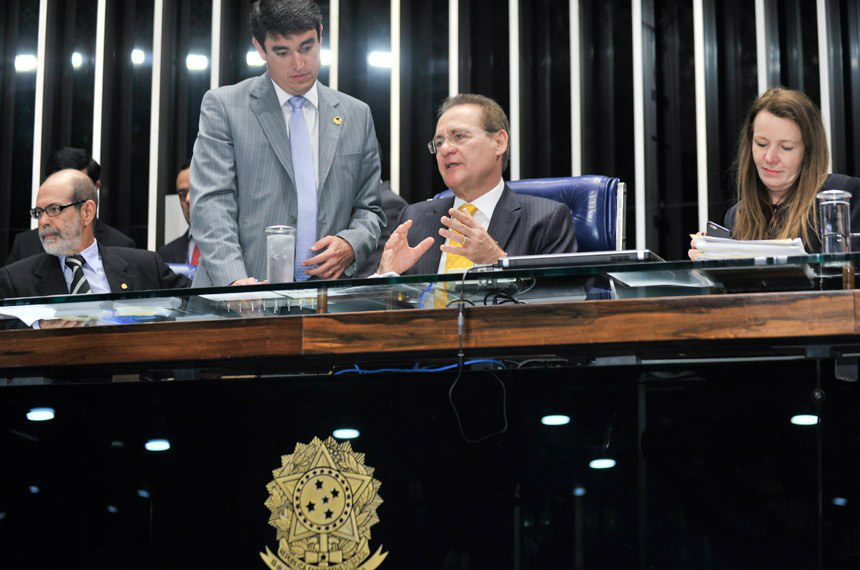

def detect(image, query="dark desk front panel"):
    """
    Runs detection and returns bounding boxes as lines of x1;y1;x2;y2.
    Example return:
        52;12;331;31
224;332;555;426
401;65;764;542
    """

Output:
2;359;858;569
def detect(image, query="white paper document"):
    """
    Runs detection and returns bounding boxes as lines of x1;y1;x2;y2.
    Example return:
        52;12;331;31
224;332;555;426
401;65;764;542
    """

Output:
692;235;807;259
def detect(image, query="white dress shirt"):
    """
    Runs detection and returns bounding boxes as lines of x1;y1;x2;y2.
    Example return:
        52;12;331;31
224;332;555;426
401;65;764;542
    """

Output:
59;239;111;293
436;178;506;274
273;80;320;187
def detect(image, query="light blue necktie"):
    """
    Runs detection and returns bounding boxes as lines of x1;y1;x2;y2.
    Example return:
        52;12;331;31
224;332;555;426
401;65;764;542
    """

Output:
288;96;318;281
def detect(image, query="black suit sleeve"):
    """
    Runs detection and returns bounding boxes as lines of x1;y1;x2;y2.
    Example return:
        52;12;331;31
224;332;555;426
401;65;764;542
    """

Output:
154;253;192;289
0;266;13;298
4;233;24;266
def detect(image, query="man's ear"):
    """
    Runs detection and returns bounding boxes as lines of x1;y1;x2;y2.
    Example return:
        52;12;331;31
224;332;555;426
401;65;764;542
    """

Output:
80;200;97;225
494;129;509;159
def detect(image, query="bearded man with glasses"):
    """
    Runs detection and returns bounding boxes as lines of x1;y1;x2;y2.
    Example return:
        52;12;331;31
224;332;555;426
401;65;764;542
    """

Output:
376;94;577;276
0;169;189;299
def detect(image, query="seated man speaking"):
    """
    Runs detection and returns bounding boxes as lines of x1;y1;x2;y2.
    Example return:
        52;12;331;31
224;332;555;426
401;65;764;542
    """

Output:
378;94;577;276
0;169;189;299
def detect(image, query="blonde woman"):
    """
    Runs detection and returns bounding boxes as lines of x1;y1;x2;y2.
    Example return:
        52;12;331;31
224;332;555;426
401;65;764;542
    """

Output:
690;87;860;258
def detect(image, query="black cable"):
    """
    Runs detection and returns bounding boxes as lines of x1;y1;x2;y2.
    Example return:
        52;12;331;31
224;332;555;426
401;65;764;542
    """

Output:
447;264;508;443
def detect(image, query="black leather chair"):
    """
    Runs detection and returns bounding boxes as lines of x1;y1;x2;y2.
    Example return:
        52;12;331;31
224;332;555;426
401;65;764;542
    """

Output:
434;175;626;252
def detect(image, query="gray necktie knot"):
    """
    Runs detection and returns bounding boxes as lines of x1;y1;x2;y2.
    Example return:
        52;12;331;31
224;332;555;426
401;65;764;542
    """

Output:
288;96;305;111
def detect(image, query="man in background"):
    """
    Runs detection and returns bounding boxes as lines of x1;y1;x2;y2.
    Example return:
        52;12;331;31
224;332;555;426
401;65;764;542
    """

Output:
0;170;188;299
157;160;198;265
191;0;384;286
4;147;135;265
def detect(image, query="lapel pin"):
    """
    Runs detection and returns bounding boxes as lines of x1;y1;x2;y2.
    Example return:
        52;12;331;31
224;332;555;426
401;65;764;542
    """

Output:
121;283;128;290
333;116;343;125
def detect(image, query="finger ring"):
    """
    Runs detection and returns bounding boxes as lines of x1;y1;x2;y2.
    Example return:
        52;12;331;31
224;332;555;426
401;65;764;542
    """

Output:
463;237;468;246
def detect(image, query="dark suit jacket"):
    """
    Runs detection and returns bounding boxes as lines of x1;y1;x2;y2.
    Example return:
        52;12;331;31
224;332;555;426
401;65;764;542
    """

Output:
724;173;860;252
157;231;190;264
398;185;578;275
358;183;408;276
5;219;135;266
0;245;191;299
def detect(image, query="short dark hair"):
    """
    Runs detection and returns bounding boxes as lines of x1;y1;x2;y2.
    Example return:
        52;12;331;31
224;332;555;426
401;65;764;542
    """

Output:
250;0;322;50
45;147;101;184
438;94;511;171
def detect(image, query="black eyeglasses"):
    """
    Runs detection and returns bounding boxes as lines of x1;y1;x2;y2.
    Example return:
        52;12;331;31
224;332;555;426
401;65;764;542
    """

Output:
29;200;85;220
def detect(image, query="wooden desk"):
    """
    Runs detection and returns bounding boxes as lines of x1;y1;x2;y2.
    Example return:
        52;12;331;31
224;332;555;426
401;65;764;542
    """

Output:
1;290;858;371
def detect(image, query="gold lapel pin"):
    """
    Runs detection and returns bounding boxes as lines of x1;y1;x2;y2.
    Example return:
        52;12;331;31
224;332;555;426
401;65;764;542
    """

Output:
121;283;128;290
333;116;343;125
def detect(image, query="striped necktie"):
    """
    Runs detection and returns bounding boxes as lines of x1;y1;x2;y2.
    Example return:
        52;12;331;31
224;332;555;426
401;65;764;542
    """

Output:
288;95;318;282
65;254;91;294
444;203;479;273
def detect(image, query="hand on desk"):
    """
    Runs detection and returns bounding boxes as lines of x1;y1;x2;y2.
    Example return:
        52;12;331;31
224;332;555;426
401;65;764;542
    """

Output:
377;219;435;275
688;232;703;261
304;235;355;280
440;208;506;264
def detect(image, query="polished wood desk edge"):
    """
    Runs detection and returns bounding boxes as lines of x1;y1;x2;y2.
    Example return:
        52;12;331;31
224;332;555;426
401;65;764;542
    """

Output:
0;290;857;369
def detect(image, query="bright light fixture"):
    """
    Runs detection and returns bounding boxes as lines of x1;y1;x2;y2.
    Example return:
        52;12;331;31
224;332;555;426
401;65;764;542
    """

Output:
27;407;55;421
71;52;84;69
367;51;392;69
185;53;209;71
589;458;616;470
573;485;587;497
541;414;570;426
833;497;848;507
131;49;145;65
320;48;332;66
29;485;40;494
790;414;818;426
137;489;151;498
246;50;265;67
15;54;38;73
144;438;170;452
332;428;360;440
107;505;118;513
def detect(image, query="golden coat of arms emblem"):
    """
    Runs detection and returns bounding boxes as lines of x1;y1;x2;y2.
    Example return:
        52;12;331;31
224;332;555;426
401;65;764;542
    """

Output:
260;437;387;570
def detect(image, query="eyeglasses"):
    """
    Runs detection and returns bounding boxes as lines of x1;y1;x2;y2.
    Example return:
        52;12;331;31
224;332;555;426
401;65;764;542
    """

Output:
427;129;486;155
29;200;85;220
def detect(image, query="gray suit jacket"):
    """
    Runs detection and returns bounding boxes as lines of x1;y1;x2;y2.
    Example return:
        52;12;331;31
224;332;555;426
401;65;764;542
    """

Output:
190;74;384;286
398;185;578;275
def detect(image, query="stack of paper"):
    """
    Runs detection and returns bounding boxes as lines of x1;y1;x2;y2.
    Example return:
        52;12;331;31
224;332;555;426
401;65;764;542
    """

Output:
691;235;807;259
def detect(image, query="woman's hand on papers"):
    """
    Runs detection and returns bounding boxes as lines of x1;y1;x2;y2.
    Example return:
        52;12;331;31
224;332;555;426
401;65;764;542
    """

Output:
688;232;704;260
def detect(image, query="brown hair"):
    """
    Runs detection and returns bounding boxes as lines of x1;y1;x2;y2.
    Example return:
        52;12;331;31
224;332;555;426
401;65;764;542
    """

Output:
438;94;510;171
733;87;829;247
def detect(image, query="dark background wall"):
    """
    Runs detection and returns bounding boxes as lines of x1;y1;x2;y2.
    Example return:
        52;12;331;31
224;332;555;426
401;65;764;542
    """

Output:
1;0;859;261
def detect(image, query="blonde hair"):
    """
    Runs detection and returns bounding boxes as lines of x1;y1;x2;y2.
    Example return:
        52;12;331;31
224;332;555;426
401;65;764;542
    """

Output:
733;87;829;247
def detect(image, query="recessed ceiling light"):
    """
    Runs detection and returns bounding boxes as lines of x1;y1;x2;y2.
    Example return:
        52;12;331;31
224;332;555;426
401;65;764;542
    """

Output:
144;439;170;451
332;428;359;440
185;54;209;71
14;54;37;73
27;407;55;421
541;414;570;426
131;49;145;65
589;458;616;470
790;414;818;426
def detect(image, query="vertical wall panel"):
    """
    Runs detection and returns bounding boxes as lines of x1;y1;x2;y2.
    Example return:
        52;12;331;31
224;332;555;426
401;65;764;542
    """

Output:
399;0;448;202
519;0;571;180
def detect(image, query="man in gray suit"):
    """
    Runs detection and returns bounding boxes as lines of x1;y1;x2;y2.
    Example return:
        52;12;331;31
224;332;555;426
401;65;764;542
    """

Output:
190;0;384;286
378;94;577;276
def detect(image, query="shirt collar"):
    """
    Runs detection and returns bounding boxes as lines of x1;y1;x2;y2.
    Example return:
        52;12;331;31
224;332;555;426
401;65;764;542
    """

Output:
452;178;506;222
272;79;319;110
60;238;100;268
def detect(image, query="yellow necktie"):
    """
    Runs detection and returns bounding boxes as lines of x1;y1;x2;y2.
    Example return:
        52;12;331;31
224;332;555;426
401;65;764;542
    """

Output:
444;203;478;273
